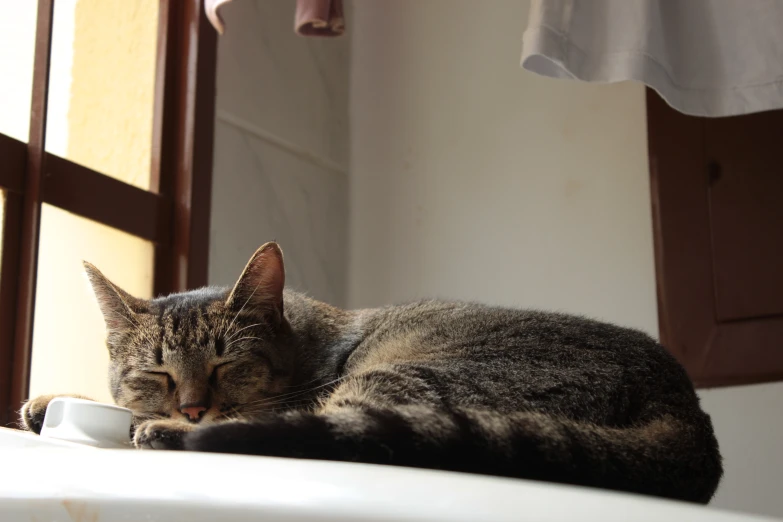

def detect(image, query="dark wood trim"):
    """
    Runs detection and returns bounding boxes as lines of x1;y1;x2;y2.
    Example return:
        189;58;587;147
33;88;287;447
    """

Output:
2;136;167;244
0;193;24;426
43;154;170;244
149;0;173;195
1;137;29;425
2;0;55;426
0;134;26;194
179;0;217;292
152;0;217;296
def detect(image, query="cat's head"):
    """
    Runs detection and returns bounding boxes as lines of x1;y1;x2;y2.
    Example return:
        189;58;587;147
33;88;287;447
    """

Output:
84;242;293;424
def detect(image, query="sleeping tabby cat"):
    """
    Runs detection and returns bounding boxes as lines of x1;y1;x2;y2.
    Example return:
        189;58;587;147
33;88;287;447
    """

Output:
21;242;722;503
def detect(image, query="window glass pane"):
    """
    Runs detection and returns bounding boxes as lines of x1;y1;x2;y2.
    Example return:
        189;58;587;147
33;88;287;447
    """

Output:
29;205;153;403
0;0;37;141
45;0;159;190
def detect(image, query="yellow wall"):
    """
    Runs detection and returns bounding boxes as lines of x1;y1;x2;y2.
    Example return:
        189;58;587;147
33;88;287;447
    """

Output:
67;0;158;189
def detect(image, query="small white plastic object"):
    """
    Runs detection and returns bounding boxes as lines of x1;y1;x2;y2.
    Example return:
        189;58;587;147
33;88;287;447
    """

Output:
40;397;133;449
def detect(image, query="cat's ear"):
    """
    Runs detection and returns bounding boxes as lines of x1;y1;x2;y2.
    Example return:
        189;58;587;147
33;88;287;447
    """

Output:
226;242;285;322
83;262;147;333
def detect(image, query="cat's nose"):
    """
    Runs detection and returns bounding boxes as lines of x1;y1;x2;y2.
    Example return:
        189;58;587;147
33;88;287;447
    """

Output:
180;404;208;422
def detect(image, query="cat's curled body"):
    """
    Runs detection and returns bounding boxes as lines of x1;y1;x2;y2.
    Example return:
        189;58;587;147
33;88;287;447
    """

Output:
21;243;722;503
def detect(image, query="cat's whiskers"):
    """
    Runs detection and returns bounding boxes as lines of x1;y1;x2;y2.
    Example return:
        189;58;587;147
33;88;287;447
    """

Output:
240;374;350;409
238;399;315;416
215;407;249;423
225;336;263;350
240;395;315;411
226;323;264;342
242;378;341;406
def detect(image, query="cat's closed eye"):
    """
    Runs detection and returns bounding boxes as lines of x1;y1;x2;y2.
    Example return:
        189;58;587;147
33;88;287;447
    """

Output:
147;371;176;393
209;362;233;385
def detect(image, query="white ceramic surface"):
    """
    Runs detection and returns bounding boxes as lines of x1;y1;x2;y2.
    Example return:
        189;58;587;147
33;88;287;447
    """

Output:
0;426;88;449
0;428;778;522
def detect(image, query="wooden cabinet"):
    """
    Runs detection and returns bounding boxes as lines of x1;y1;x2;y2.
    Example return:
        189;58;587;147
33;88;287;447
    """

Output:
647;90;783;387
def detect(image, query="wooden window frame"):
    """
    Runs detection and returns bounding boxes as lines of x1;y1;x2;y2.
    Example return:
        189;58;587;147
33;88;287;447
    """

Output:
0;0;217;426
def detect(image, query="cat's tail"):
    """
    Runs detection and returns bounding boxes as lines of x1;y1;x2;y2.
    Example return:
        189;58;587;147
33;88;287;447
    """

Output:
185;404;723;503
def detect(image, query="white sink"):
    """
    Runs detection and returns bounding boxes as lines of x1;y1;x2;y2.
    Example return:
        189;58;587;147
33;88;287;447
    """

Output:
0;426;778;522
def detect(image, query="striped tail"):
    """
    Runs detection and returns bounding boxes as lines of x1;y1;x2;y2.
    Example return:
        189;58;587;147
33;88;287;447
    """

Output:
185;404;722;503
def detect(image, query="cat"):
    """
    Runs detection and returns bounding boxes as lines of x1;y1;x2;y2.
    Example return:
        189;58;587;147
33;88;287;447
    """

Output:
21;242;723;503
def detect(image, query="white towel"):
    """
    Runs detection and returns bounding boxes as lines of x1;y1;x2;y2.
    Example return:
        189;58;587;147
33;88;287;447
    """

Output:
521;0;783;117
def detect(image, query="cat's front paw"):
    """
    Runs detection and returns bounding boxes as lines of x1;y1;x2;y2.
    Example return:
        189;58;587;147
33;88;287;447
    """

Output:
133;419;194;450
20;394;93;433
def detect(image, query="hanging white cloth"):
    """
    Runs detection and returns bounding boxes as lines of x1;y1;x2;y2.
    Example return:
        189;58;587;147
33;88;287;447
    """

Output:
520;0;783;117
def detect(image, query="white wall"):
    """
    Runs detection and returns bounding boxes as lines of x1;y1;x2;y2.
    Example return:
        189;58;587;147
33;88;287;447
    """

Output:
209;0;350;306
699;383;783;516
349;0;782;517
349;0;657;334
